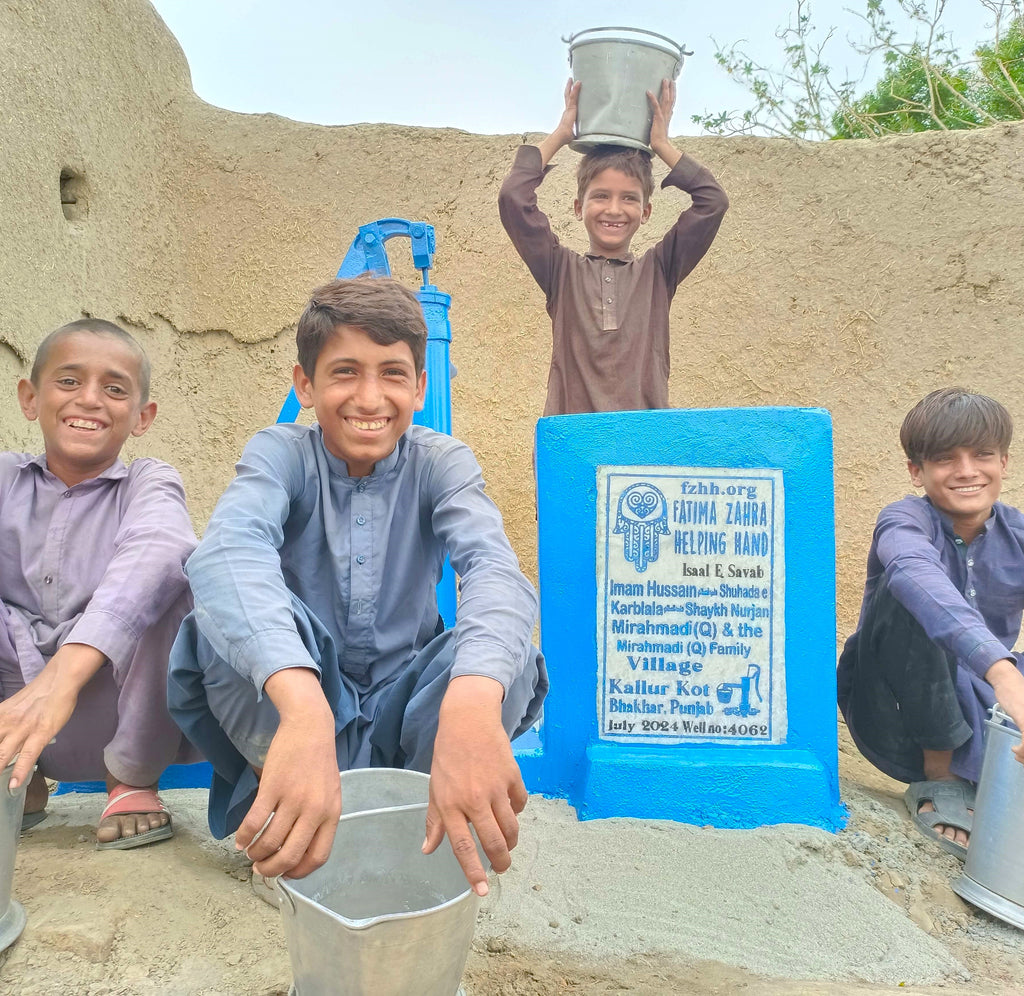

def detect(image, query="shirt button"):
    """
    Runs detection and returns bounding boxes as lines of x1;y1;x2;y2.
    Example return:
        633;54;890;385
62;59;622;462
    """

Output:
356;515;366;525
969;588;976;597
357;482;366;492
356;555;366;565
606;298;613;304
967;559;974;567
44;575;53;584
63;490;72;498
604;276;612;283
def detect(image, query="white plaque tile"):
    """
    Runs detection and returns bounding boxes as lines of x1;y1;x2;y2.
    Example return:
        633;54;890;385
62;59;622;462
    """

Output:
596;466;786;745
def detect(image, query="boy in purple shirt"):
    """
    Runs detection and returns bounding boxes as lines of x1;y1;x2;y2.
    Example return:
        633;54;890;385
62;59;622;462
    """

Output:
838;388;1024;859
0;320;196;848
498;79;728;416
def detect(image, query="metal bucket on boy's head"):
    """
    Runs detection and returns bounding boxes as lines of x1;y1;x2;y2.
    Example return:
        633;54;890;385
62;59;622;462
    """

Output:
0;759;30;952
953;703;1024;929
276;768;481;996
566;26;689;154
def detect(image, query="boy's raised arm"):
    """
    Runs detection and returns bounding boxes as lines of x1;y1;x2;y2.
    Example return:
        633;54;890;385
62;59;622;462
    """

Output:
536;78;581;166
647;78;682;170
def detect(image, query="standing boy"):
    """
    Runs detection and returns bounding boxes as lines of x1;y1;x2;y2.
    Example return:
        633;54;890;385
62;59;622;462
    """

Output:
838;388;1024;859
168;277;547;893
498;79;728;416
0;319;197;848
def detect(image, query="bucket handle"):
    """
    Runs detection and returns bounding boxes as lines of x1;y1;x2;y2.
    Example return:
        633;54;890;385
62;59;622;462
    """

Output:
271;875;296;916
563;27;693;76
991;702;1022;732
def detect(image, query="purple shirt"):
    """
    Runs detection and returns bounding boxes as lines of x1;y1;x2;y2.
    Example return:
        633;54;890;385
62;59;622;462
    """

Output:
498;145;728;416
0;453;196;680
853;495;1024;679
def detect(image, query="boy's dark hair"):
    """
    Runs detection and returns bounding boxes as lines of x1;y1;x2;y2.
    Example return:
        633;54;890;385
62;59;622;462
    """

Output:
296;276;427;379
31;319;151;404
900;387;1013;464
576;145;655;203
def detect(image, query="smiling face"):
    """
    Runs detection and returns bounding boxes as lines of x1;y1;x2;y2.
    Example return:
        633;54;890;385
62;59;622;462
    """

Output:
574;167;652;257
293;324;426;477
908;444;1008;542
17;330;156;487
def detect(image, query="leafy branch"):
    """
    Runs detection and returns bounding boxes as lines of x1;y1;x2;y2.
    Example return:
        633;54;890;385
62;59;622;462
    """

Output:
693;0;1024;140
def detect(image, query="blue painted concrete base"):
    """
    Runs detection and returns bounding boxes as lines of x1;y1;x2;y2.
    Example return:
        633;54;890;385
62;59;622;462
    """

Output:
54;762;213;796
528;408;846;831
578;744;845;829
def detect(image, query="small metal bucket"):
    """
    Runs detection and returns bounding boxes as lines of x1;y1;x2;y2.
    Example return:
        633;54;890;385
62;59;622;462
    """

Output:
566;26;689;153
953;704;1024;928
277;768;481;996
0;760;29;952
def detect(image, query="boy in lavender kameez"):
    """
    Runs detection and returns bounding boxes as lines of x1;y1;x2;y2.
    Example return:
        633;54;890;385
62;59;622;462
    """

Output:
0;319;197;848
839;388;1024;861
169;278;547;894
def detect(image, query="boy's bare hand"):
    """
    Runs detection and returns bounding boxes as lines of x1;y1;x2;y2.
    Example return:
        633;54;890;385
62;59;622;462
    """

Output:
423;676;527;896
647;78;682;168
0;643;104;789
985;657;1024;766
537;78;581;166
238;669;341;879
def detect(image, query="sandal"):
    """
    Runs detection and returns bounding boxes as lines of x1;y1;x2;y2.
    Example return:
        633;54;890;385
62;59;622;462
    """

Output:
96;783;173;851
904;779;974;860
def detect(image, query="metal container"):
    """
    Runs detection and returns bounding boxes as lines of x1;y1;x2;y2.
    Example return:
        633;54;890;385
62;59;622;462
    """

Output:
953;704;1024;928
336;766;429;815
566;26;688;153
0;760;29;952
277;768;481;996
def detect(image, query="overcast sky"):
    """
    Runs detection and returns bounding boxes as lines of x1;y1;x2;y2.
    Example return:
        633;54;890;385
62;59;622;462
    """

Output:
149;1;1005;136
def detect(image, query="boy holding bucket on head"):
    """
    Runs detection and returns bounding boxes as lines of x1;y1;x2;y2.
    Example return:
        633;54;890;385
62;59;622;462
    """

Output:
498;76;728;416
838;388;1024;860
0;319;197;848
168;277;548;893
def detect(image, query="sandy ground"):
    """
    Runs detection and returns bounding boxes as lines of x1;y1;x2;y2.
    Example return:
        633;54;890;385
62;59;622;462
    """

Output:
3;721;1024;995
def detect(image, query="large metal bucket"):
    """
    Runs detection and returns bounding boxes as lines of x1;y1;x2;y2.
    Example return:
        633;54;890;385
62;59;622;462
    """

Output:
566;26;688;153
953;705;1024;928
277;768;480;996
0;760;29;952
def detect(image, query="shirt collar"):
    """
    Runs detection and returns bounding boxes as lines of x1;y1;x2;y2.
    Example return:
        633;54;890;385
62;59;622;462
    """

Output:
18;453;128;485
926;496;998;540
583;251;635;264
316;426;406;483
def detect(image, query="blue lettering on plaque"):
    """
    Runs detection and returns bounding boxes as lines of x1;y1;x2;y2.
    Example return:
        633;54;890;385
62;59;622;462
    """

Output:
614;482;669;573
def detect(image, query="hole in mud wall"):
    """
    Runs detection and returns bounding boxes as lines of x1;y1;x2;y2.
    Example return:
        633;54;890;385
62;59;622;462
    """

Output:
59;168;88;221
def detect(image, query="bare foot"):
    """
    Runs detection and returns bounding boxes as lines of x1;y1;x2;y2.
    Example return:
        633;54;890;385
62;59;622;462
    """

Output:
95;776;172;846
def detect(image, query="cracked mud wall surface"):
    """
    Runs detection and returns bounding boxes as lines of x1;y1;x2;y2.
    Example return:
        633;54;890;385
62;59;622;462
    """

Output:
2;0;1023;636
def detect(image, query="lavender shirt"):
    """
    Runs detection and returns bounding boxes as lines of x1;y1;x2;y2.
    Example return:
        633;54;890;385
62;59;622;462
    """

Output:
0;453;196;681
